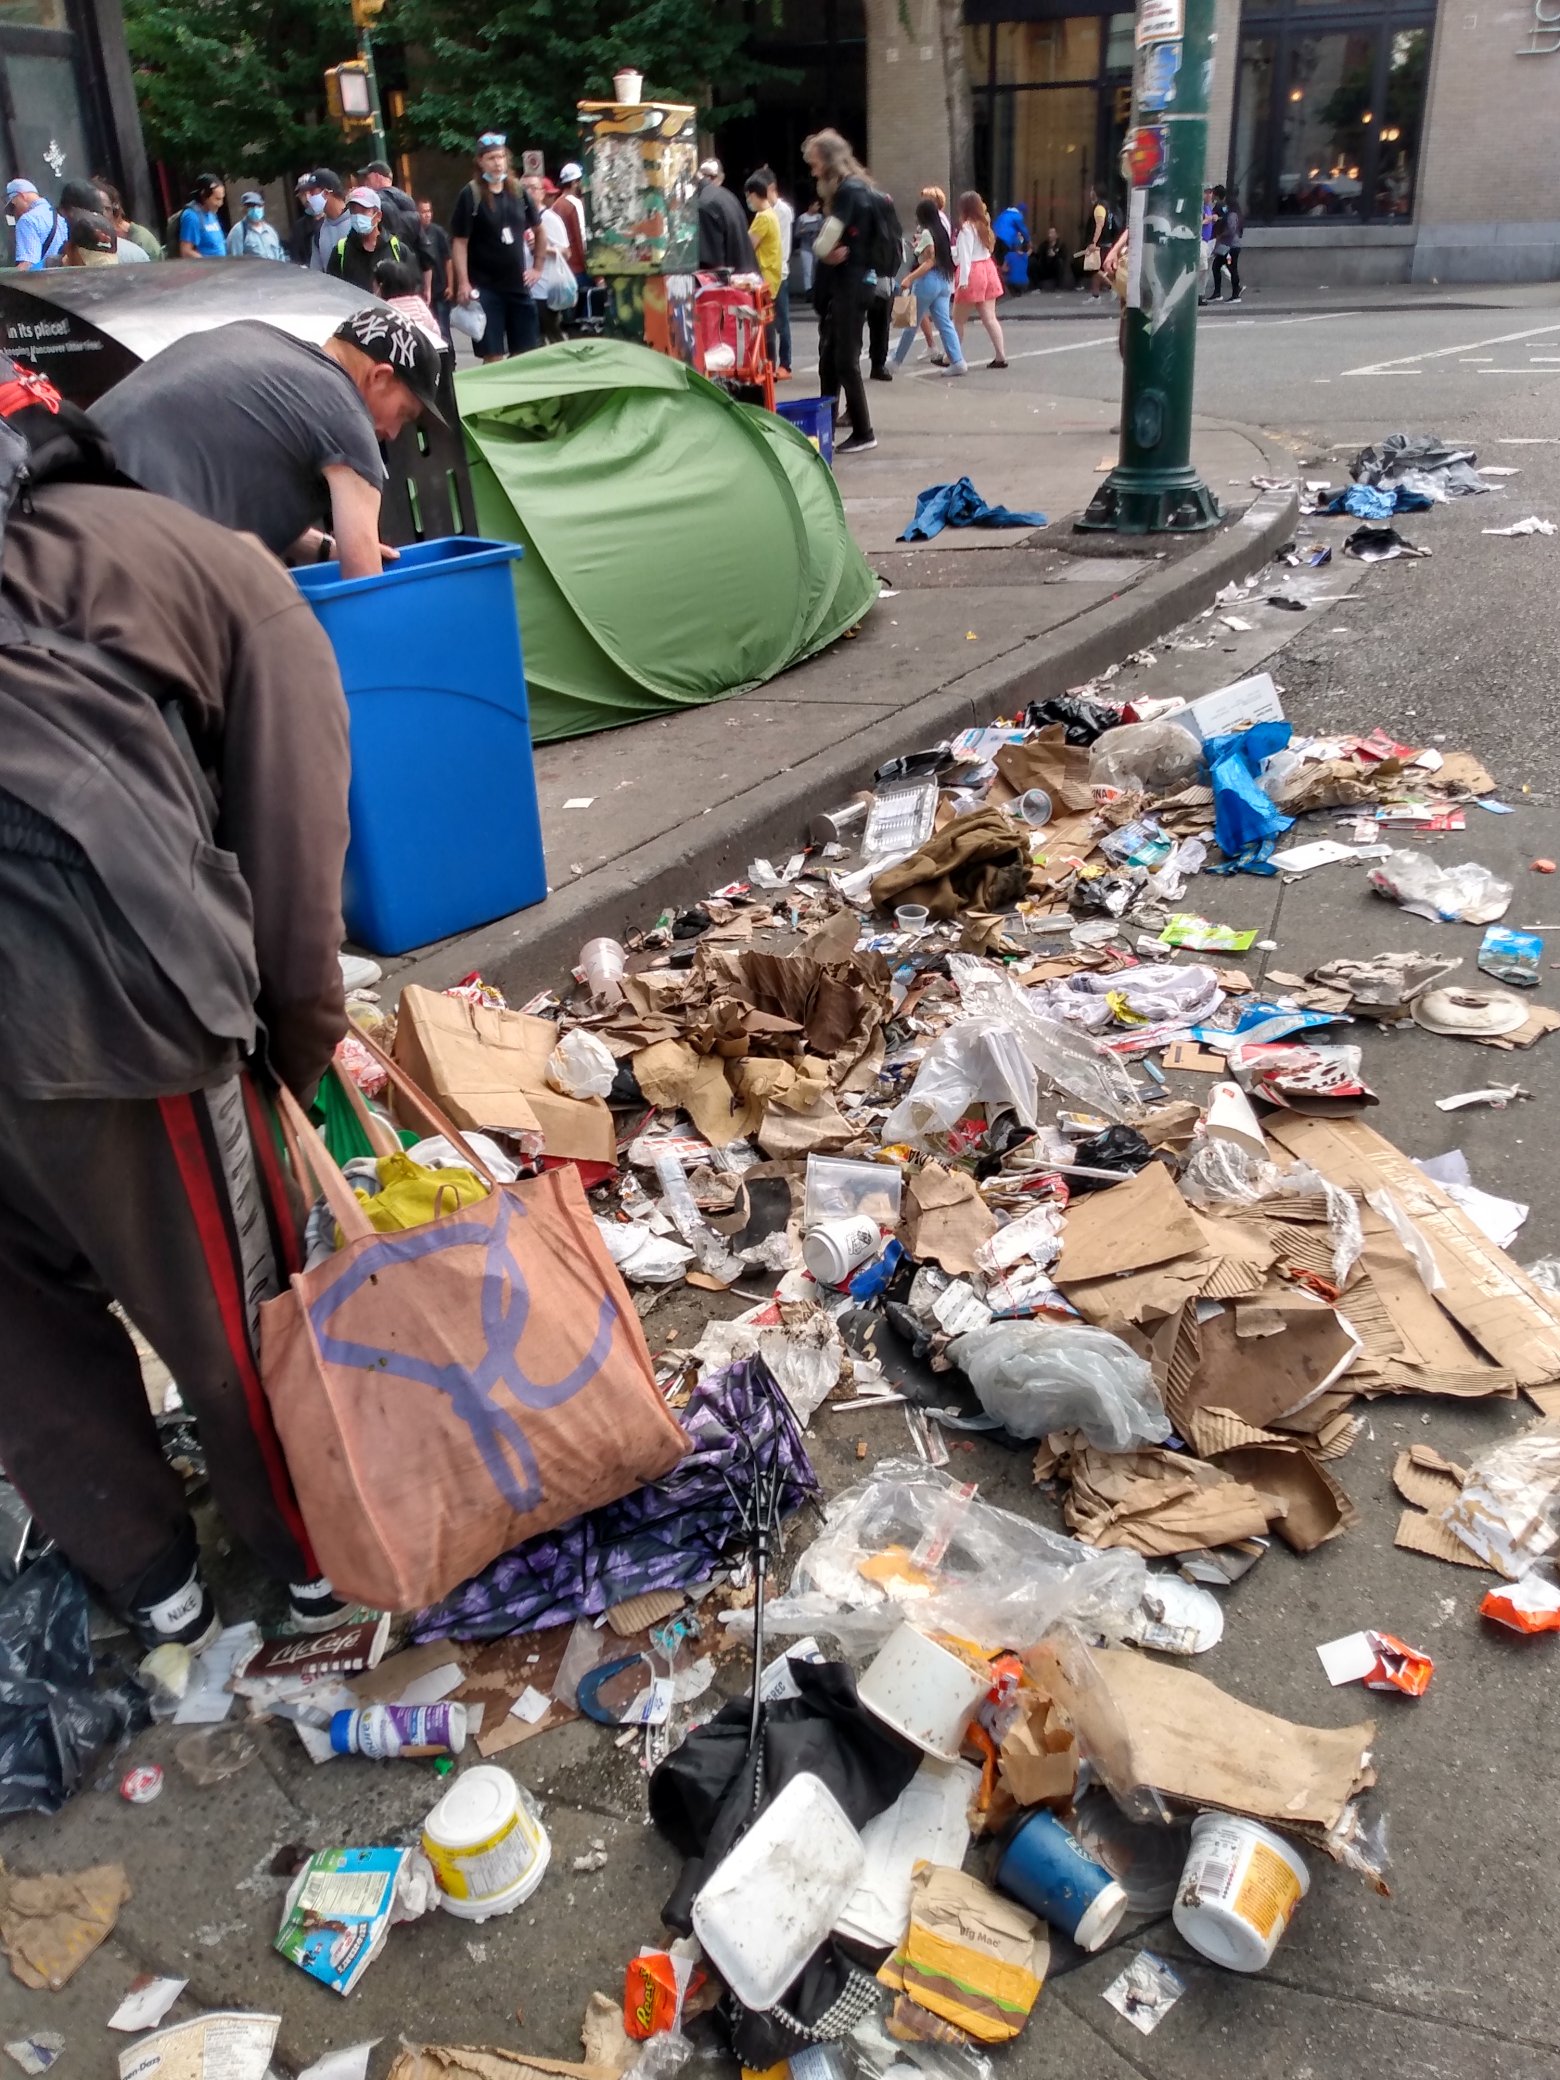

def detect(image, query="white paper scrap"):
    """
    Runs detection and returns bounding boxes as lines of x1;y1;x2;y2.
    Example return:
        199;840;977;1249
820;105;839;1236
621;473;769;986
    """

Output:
108;1978;188;2033
509;1685;552;1724
1317;1631;1379;1686
298;2044;380;2080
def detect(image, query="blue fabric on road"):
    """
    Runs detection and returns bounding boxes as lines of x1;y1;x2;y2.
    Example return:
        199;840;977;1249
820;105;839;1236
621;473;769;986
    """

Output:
900;475;1048;541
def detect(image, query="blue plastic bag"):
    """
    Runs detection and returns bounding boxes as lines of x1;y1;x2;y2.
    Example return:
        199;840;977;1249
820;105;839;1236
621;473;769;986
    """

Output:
1204;720;1294;875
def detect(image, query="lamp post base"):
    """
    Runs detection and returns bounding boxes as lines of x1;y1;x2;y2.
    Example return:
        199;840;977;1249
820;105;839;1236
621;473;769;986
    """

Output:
1076;466;1222;536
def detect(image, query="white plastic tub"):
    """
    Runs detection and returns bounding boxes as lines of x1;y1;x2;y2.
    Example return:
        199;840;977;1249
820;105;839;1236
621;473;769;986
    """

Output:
421;1764;551;1921
857;1623;990;1762
1172;1813;1309;1971
692;1771;865;2009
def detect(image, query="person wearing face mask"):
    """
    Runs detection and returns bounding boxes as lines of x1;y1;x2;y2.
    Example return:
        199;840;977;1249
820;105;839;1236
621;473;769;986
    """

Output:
301;170;351;271
288;173;319;265
450;133;547;361
90;305;445;580
327;187;414;292
227;190;284;261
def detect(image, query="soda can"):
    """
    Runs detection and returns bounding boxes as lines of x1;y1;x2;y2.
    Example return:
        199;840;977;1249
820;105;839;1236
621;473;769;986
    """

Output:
120;1763;165;1805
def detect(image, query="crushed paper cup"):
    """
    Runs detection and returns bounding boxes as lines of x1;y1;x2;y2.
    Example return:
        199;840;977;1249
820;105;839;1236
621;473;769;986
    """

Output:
1316;1629;1434;1696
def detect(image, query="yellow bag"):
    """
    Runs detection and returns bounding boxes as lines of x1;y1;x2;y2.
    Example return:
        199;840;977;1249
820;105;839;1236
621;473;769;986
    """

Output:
347;1151;489;1239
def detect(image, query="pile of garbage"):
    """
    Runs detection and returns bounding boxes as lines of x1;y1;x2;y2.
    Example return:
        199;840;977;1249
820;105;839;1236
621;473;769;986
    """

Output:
7;626;1560;2075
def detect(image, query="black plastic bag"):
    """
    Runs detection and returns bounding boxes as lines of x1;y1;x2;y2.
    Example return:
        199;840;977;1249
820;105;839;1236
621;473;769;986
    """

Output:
1023;695;1122;745
1068;1125;1154;1192
0;1553;148;1816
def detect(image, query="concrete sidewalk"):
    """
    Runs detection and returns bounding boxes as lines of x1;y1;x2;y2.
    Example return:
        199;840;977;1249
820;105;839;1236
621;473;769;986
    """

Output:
390;375;1295;1000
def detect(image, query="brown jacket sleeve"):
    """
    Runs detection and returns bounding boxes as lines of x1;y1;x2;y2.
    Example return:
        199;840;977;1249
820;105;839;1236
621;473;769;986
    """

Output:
218;595;351;1097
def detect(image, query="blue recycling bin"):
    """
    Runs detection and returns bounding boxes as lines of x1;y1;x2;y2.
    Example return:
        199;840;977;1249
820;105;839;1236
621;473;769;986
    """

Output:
294;537;547;956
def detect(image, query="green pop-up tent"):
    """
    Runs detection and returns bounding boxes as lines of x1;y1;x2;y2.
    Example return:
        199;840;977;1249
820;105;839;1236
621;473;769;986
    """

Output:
454;338;877;742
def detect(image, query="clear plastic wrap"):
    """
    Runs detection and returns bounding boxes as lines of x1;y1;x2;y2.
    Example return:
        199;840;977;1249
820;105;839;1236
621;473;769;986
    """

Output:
849;2007;994;2080
880;1020;1038;1148
1028;964;1224;1036
1526;1258;1560;1295
1088;720;1203;794
1178;1137;1362;1288
948;1322;1170;1450
1368;851;1513;926
735;1460;1146;1651
947;955;1142;1122
1441;1419;1560;1577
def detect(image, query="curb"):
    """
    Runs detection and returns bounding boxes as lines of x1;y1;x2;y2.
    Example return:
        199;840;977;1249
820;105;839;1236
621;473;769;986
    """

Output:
388;470;1300;1003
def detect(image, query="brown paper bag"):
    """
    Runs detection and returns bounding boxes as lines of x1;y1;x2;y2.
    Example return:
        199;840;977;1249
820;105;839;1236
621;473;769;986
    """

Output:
261;1043;685;1612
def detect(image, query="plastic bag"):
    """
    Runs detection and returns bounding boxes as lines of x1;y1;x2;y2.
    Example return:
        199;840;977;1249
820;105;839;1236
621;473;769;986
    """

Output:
1203;721;1294;874
1526;1259;1560;1295
449;299;486;338
1441;1419;1560;1577
547;1027;617;1100
948;1322;1170;1450
1088;720;1203;794
739;1461;1146;1650
948;955;1142;1122
0;1553;148;1816
1368;850;1513;926
1179;1137;1362;1287
881;1019;1038;1148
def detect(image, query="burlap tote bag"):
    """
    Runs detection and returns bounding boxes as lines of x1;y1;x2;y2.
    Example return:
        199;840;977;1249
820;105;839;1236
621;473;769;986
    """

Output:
260;1047;686;1611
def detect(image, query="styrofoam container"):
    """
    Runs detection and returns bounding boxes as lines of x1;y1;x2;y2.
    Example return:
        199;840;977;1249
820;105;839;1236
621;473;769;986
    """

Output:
1172;1813;1309;1972
857;1623;990;1762
422;1765;550;1921
692;1771;864;2009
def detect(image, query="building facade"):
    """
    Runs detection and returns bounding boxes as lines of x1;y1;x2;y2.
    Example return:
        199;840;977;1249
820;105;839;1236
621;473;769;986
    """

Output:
857;0;1560;286
0;0;152;228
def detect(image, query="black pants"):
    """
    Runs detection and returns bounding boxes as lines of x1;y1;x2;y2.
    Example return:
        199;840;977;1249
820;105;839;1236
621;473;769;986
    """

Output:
1211;248;1242;298
476;284;541;356
0;1069;314;1607
818;276;872;440
867;286;890;374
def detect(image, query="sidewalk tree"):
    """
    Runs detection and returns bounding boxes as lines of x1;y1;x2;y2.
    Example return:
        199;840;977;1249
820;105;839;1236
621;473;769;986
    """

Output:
394;0;769;161
124;0;358;180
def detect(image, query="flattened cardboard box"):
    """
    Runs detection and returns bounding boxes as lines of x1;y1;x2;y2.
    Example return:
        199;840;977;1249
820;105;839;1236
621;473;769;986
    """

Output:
394;986;616;1166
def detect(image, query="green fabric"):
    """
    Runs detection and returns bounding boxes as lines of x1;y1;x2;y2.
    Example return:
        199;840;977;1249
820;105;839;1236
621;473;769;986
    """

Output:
455;338;878;742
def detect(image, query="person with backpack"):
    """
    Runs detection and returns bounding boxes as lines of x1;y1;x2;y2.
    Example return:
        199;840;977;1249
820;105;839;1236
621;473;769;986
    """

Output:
5;178;65;269
450;133;547;361
327;187;417;293
802;127;878;455
0;352;354;1651
863;183;905;382
177;175;228;259
1210;185;1244;304
952;190;1008;368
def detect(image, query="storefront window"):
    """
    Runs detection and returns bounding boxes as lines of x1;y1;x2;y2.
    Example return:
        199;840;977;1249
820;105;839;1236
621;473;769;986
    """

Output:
1231;0;1432;223
994;17;1100;83
990;83;1099;228
0;0;69;23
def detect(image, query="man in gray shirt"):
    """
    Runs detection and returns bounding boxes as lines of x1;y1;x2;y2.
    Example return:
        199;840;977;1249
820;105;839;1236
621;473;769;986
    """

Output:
91;307;445;578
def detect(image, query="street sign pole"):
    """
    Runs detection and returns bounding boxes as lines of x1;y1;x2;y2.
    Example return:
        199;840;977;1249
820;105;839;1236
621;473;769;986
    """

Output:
1077;0;1221;534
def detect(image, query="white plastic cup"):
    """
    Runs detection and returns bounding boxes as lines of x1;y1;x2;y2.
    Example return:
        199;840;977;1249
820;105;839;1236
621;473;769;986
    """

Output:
895;904;930;933
1172;1813;1309;1972
857;1623;990;1761
421;1764;551;1921
1018;788;1053;827
580;936;626;1005
802;1214;882;1287
613;68;644;103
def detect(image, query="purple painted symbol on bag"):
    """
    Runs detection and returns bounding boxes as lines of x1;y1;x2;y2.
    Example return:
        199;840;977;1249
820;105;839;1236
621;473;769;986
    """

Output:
308;1197;618;1514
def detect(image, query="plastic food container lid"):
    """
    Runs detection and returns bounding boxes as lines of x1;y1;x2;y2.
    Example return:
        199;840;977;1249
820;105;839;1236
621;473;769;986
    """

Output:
692;1771;865;2010
423;1764;517;1848
1411;987;1527;1036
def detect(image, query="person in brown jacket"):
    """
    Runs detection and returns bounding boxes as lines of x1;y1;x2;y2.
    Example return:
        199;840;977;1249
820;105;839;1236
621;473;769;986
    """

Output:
0;457;353;1652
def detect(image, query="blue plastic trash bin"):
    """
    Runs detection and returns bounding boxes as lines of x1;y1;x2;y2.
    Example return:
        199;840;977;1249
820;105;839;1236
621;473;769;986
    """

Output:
776;396;835;466
294;537;547;956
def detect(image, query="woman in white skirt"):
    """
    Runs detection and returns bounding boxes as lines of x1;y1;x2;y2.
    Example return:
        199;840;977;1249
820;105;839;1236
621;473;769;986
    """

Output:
952;191;1008;369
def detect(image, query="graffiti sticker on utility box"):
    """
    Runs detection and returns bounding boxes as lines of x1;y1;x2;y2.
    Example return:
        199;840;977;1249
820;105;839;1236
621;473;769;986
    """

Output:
1135;0;1184;44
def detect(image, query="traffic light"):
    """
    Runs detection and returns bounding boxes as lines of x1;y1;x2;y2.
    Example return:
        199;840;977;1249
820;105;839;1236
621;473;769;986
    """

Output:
325;60;374;127
350;0;386;25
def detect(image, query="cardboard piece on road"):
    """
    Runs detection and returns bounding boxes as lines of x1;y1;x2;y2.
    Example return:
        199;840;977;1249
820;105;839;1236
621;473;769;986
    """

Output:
997;1694;1078;1808
901;1162;998;1277
879;1865;1048;2045
993;727;1096;813
1030;1639;1376;1843
1164;1039;1225;1074
1476;1001;1560;1051
1266;1114;1560;1391
389;2051;619;2080
453;1631;578;1758
1344;1210;1514;1400
1054;1441;1280;1555
0;1861;130;1991
1064;1256;1210;1331
394;987;616;1166
1215;1442;1356;1551
349;1641;470;1706
1185;1298;1361;1430
1181;671;1284;743
1054;1162;1202;1285
633;1040;764;1147
1391;1446;1485;1568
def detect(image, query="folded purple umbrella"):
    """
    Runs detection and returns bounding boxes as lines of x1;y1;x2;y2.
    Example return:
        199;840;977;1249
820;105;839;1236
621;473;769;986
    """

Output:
409;1357;818;1643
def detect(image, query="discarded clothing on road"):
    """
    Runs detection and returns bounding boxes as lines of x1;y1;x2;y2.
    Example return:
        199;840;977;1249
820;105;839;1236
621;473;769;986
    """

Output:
899;476;1048;542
